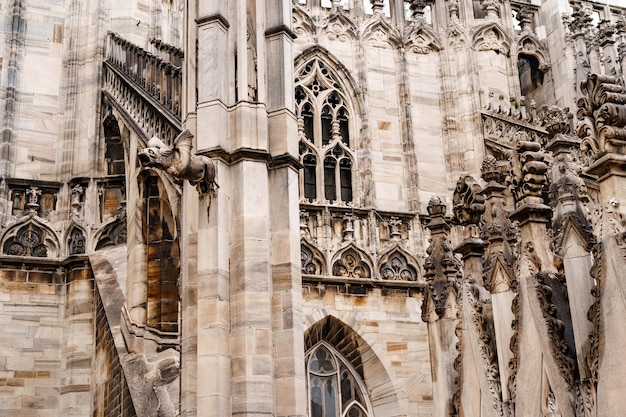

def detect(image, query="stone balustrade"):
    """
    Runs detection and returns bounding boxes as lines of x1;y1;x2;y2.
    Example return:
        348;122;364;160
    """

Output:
104;32;182;143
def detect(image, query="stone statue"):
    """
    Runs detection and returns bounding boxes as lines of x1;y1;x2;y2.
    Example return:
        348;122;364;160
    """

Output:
138;129;217;195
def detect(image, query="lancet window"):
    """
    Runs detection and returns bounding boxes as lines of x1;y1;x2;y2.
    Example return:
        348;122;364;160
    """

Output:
306;342;371;417
296;58;356;204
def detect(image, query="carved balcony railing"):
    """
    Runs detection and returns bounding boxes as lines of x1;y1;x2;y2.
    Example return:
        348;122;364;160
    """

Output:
103;32;182;144
480;92;553;157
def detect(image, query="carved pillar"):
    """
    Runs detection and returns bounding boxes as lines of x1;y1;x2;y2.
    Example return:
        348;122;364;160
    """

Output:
478;156;518;412
510;136;576;417
577;73;626;417
452;176;503;417
422;196;462;417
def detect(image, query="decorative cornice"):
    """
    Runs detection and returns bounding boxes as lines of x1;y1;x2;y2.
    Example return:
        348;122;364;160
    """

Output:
199;147;302;170
265;24;297;40
195;13;230;29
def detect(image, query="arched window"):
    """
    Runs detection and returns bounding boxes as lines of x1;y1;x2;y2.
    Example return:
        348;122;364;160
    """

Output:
306;342;372;417
296;58;355;204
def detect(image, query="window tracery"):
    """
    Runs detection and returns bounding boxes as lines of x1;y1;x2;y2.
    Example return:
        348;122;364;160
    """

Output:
306;342;371;417
296;58;356;204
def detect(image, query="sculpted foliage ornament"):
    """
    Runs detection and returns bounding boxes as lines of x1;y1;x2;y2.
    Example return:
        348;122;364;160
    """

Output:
541;105;572;137
453;175;485;226
535;273;578;391
576;74;626;160
466;283;503;413
138;129;217;196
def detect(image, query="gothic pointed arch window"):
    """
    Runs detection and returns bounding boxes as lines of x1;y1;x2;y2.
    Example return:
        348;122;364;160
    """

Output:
296;57;356;204
306;342;372;417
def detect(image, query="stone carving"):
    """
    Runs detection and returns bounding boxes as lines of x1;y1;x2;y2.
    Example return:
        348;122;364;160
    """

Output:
405;25;442;55
446;0;459;21
480;156;518;293
517;35;551;71
322;6;357;43
541;105;572;136
466;283;503;413
71;184;84;220
473;24;509;55
95;202;127;250
363;18;402;49
25;186;42;214
386;217;402;241
576;74;626;160
515;6;533;33
3;222;50;257
138;129;217;196
480;0;501;19
332;247;371;278
144;354;180;417
68;227;86;255
548;151;596;251
379;249;418;281
509;134;550;204
508;291;520;408
453;175;485;227
535;273;578;391
408;0;427;22
569;4;593;36
292;3;315;43
597;19;615;46
342;214;355;241
423;196;462;318
447;24;467;51
301;243;325;275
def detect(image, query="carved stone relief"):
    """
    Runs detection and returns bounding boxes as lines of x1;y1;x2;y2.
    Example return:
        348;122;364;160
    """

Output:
378;249;418;281
331;247;371;278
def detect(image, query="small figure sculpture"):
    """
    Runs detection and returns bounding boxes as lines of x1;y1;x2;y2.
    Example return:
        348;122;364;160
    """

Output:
138;129;217;195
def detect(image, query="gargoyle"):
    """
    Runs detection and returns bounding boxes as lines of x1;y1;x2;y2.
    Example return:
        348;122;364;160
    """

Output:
138;130;217;195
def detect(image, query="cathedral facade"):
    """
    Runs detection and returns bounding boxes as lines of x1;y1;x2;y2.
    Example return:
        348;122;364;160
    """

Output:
0;0;625;416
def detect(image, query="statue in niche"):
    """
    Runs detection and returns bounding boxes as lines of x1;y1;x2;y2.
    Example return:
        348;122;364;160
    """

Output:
138;129;217;196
